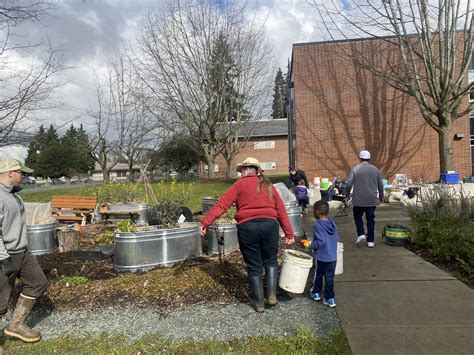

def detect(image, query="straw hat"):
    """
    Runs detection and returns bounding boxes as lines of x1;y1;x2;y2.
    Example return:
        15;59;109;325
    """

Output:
0;159;33;174
236;157;262;172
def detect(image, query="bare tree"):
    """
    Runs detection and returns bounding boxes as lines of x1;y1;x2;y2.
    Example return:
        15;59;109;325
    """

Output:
136;0;274;178
0;1;65;146
88;53;160;182
310;0;473;172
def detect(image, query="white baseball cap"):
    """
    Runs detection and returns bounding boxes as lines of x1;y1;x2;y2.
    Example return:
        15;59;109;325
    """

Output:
359;150;371;160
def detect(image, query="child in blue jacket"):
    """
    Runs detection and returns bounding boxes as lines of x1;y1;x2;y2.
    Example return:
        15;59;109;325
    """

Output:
310;200;339;307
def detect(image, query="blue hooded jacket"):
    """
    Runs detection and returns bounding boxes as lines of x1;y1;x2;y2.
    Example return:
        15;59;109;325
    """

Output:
311;219;339;262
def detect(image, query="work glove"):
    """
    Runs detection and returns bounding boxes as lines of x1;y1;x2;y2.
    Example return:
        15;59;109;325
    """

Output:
1;257;17;278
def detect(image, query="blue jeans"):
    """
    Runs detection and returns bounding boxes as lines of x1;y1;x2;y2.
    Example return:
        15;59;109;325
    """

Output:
353;206;376;242
311;260;336;300
237;218;280;277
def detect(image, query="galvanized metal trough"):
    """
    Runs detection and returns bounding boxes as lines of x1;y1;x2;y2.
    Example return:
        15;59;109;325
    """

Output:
206;223;239;255
201;197;217;214
114;223;202;272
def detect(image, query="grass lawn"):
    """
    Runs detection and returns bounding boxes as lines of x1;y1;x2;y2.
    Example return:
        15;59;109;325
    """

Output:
20;175;289;213
4;328;351;355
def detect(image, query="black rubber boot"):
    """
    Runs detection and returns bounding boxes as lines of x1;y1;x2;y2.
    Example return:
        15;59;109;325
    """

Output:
265;266;278;306
248;276;265;313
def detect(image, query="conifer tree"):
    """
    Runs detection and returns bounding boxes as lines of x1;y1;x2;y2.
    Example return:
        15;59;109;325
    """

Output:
271;67;287;119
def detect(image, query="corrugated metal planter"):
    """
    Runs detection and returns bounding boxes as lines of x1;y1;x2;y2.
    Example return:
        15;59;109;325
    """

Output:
108;204;149;224
27;222;58;256
206;223;239;255
114;223;202;272
202;197;217;214
279;201;304;237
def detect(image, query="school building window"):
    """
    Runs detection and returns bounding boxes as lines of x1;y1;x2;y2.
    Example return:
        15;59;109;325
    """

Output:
254;141;275;149
204;164;219;172
260;162;276;170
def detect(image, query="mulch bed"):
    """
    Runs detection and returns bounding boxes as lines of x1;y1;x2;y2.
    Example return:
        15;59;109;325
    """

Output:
25;222;311;315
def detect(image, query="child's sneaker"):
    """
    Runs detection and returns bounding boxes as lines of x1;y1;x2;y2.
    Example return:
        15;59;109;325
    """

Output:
323;298;336;308
311;292;321;301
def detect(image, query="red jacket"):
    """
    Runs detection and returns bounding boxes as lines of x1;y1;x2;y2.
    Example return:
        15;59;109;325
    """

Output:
201;175;294;237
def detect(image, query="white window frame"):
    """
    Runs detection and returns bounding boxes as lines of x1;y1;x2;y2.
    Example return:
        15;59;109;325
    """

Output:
260;162;276;170
204;164;219;172
254;141;275;149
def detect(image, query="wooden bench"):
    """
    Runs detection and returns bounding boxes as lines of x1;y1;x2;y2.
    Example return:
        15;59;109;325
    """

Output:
98;206;141;223
51;195;97;226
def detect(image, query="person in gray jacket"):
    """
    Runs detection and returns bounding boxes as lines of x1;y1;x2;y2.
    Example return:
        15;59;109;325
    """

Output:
345;150;384;248
0;159;48;345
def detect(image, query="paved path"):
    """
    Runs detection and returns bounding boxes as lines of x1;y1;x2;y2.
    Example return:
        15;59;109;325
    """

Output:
302;203;474;355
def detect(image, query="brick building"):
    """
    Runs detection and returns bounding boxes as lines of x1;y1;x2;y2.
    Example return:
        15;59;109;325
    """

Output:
201;118;289;178
288;38;472;184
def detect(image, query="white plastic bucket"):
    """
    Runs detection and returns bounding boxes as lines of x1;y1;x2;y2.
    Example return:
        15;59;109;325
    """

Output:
335;242;344;275
279;249;313;293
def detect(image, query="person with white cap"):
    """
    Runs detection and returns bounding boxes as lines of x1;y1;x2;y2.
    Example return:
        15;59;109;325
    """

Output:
0;159;48;347
345;150;384;248
200;157;295;312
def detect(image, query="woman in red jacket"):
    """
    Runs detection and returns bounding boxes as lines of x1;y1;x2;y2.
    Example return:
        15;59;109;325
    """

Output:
199;157;295;312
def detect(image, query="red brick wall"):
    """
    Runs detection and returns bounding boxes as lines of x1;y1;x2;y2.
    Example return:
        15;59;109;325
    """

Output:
200;136;289;178
292;39;471;184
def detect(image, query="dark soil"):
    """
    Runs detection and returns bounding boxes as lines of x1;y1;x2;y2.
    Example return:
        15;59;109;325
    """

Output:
27;222;312;315
405;242;473;288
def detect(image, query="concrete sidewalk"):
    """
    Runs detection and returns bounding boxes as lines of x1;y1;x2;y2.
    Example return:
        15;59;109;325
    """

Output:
302;203;474;355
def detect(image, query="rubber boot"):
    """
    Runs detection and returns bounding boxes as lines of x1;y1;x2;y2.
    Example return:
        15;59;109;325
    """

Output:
4;294;41;343
248;276;265;313
0;346;9;355
265;266;278;306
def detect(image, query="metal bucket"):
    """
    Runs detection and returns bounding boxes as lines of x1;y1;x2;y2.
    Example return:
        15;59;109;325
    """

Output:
279;201;304;237
114;223;202;272
27;222;58;255
206;223;239;255
202;197;217;214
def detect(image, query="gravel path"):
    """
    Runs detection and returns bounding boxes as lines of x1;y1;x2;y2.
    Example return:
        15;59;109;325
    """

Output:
1;295;340;342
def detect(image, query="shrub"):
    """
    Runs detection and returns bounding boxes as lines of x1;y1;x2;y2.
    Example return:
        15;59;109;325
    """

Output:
83;182;142;204
407;185;474;278
147;178;193;228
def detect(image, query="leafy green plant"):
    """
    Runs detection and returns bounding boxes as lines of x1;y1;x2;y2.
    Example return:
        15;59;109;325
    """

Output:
116;220;137;233
95;231;115;245
59;275;89;287
216;206;237;223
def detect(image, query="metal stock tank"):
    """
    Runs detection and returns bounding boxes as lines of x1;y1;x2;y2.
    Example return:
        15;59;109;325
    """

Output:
114;223;202;272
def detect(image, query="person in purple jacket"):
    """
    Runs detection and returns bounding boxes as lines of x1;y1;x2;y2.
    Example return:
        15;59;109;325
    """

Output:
310;200;339;308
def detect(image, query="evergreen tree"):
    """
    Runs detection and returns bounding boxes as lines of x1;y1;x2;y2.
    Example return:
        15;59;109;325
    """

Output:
208;33;249;123
45;124;59;145
35;142;69;178
271;67;287;119
25;125;49;174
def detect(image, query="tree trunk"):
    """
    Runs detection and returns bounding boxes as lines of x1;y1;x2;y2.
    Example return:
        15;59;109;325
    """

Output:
225;158;233;179
207;160;215;179
438;125;454;173
57;230;80;253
